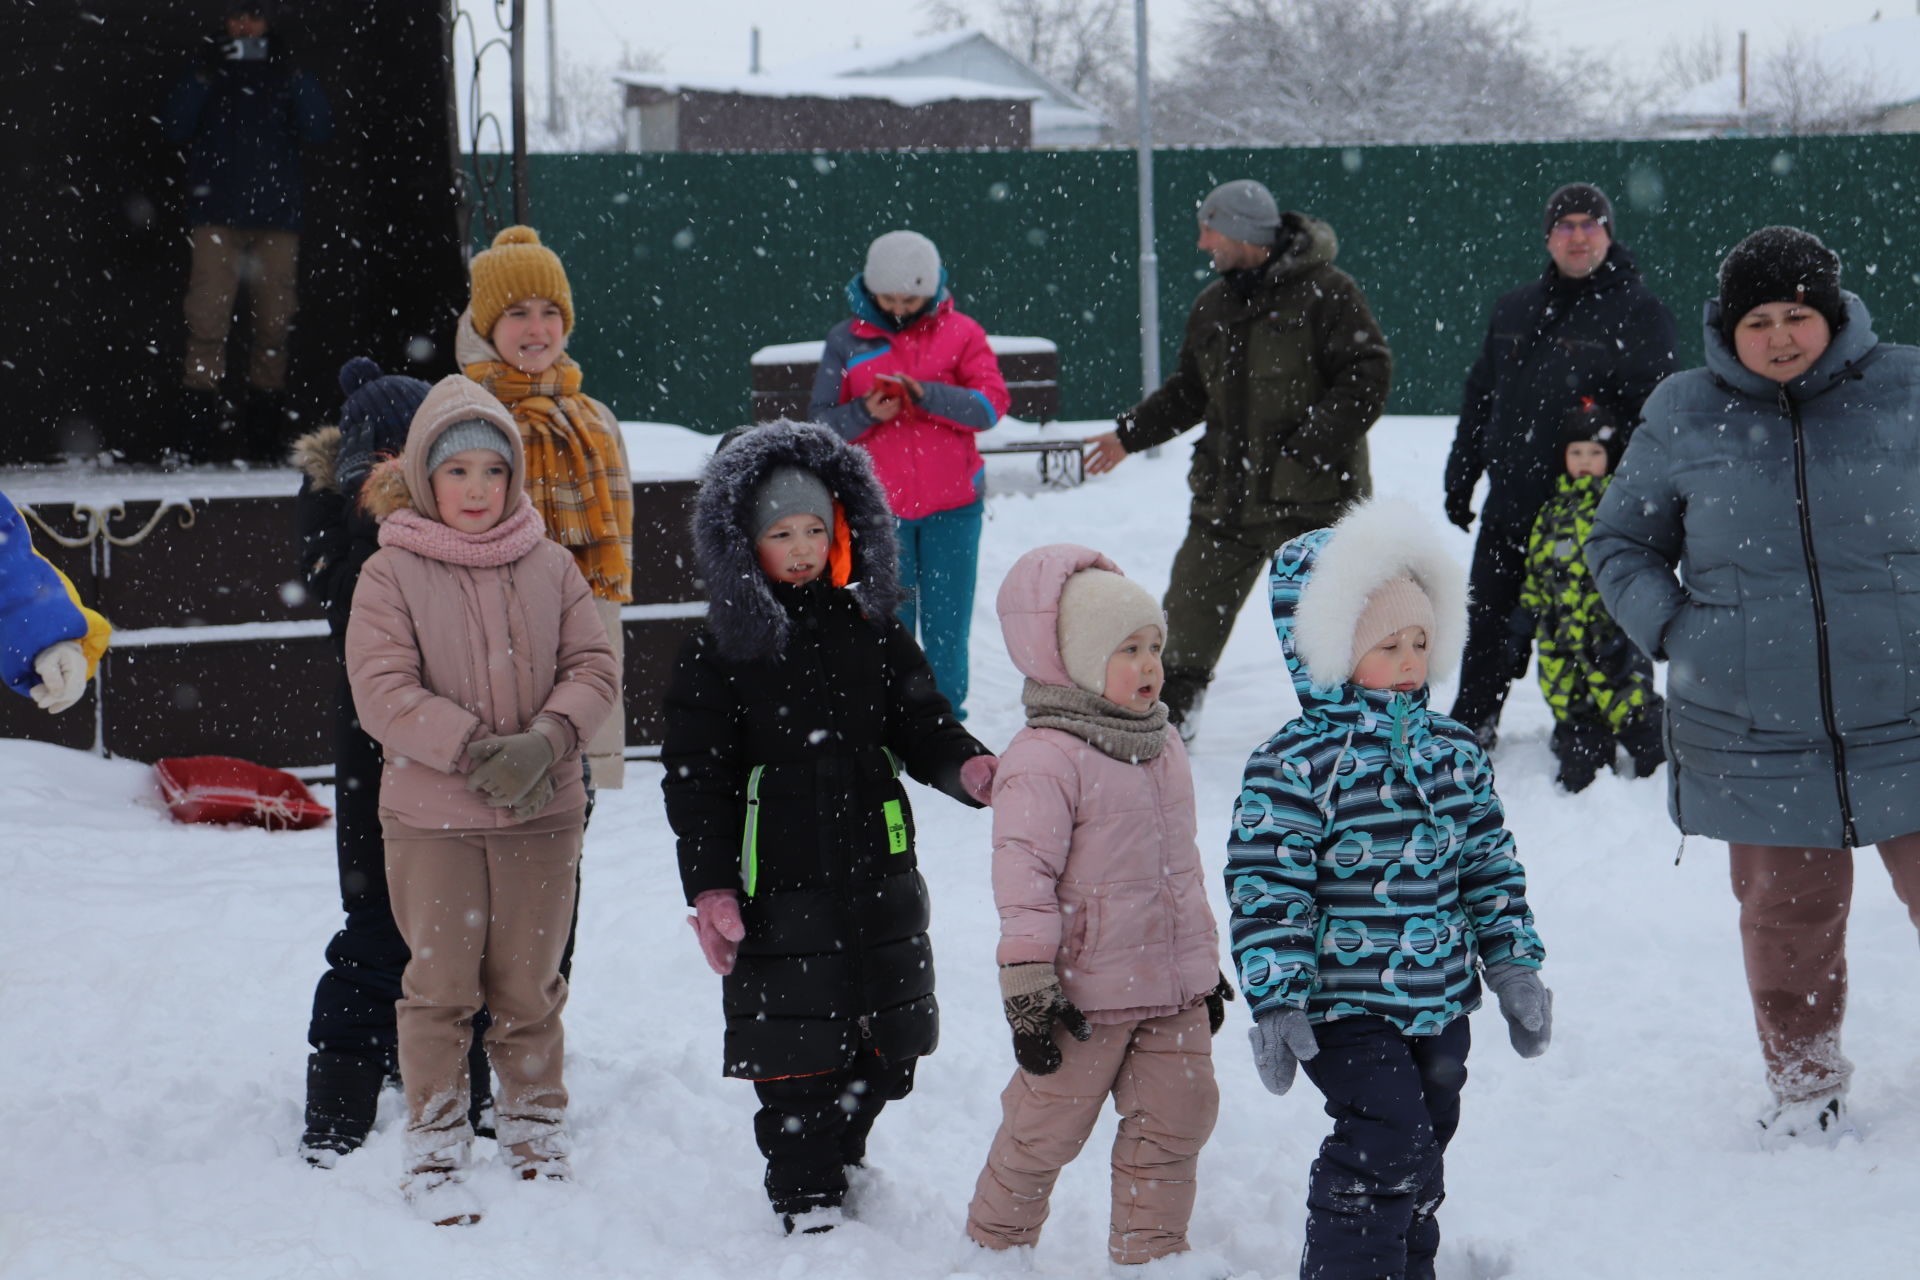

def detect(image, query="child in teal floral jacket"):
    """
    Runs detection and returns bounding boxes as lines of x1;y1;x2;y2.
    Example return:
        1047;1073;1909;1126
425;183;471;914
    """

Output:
1226;497;1549;1280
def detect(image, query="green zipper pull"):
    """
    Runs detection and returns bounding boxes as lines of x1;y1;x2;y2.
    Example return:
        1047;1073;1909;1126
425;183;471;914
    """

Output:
740;764;765;897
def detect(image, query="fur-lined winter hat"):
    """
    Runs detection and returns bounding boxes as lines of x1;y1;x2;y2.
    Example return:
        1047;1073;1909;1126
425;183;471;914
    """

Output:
469;225;575;339
336;356;429;495
1543;183;1614;238
692;421;903;662
1198;179;1281;247
1717;225;1845;343
1559;397;1625;471
863;231;942;297
1057;569;1164;695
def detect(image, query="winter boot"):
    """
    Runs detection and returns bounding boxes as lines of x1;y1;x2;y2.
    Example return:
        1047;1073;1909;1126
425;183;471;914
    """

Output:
1616;715;1666;778
504;1129;573;1182
1551;719;1610;793
300;1050;390;1167
782;1204;845;1236
1758;1091;1857;1151
467;1033;495;1140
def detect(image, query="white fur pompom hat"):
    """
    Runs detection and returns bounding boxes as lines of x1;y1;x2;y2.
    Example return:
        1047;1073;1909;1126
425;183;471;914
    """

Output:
1270;496;1469;697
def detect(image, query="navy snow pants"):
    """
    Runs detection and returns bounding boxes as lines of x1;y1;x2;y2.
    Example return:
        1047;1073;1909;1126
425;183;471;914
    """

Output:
1298;1016;1470;1280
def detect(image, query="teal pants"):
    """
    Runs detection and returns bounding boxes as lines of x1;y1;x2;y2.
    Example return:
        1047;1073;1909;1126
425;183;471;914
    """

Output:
895;499;981;720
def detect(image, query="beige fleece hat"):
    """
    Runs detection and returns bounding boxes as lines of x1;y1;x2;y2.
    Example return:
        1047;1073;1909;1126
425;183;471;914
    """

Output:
1057;568;1165;695
1349;574;1436;670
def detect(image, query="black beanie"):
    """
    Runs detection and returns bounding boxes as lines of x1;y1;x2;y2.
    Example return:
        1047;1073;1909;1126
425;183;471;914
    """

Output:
336;357;430;497
1717;225;1845;343
1559;398;1625;472
1543;183;1614;239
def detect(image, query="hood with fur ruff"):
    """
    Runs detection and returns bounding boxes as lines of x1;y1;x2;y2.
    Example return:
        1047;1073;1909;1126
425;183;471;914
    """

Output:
1274;497;1468;703
692;420;903;662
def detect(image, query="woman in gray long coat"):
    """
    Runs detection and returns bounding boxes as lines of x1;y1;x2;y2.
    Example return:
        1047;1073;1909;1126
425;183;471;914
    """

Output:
1587;226;1920;1150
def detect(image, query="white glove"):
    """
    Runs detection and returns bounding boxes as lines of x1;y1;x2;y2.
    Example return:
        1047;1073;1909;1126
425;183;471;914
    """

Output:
30;641;88;714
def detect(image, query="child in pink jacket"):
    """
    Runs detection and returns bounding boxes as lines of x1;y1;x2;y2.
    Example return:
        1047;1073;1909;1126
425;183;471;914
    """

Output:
346;375;618;1226
966;543;1230;1270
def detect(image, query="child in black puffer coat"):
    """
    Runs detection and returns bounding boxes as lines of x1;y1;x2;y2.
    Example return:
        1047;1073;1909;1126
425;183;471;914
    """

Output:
662;419;996;1234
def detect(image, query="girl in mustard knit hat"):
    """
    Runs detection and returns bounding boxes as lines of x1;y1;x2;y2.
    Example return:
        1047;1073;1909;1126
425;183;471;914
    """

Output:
458;224;633;793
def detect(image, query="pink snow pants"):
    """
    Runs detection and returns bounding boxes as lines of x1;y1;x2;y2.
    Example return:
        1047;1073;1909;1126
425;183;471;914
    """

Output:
966;1003;1219;1265
1728;831;1920;1104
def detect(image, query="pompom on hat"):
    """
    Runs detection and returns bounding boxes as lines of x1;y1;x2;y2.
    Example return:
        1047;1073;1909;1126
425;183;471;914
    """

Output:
1057;568;1165;696
469;225;575;340
335;356;429;495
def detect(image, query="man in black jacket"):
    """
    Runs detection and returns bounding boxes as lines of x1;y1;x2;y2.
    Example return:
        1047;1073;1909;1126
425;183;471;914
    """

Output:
1443;183;1676;748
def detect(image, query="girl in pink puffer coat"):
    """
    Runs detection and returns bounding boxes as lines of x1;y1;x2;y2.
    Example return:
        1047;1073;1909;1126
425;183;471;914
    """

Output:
965;543;1229;1270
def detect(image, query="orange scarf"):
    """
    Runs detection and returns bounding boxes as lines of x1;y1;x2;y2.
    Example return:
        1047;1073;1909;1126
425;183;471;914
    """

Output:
464;357;633;603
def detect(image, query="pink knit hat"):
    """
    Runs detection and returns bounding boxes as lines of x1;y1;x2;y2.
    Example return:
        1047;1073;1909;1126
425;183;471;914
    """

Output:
1349;574;1435;670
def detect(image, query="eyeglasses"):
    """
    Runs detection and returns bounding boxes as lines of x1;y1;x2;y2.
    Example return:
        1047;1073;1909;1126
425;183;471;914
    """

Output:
1550;218;1607;239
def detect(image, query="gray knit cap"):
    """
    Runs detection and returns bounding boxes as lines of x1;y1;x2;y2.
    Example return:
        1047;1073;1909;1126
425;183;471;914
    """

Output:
752;465;835;540
426;419;514;473
1198;179;1281;247
1057;568;1165;696
863;230;942;296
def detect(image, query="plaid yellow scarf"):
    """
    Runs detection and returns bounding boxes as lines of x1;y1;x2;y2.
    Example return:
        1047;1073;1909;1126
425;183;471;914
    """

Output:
464;357;633;602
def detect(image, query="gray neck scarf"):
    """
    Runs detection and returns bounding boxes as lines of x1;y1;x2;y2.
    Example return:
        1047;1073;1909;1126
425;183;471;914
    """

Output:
1022;678;1169;763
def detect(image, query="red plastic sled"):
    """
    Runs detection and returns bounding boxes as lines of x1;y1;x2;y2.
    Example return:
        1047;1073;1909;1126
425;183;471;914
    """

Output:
154;756;332;831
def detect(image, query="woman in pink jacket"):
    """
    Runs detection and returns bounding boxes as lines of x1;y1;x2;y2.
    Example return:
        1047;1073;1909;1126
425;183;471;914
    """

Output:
965;543;1230;1270
346;375;617;1225
808;230;1010;720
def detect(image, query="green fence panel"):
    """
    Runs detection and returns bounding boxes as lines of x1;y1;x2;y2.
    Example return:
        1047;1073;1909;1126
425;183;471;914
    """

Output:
506;136;1920;435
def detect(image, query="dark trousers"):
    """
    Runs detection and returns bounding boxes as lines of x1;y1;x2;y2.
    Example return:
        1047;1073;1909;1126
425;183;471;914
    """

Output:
1450;523;1528;733
1299;1017;1471;1280
752;1056;916;1215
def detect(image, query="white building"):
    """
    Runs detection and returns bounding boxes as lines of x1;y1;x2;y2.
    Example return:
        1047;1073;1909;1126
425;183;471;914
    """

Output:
1654;15;1920;136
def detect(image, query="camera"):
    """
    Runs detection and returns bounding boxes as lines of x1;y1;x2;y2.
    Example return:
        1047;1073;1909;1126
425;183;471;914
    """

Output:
221;36;269;61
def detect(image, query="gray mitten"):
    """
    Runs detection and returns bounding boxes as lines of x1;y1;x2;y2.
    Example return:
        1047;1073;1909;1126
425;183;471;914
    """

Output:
1484;963;1552;1058
467;722;559;803
1248;1008;1318;1096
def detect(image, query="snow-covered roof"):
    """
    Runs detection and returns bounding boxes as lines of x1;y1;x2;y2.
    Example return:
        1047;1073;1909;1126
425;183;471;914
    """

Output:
770;30;982;80
1666;15;1920;117
615;69;1039;107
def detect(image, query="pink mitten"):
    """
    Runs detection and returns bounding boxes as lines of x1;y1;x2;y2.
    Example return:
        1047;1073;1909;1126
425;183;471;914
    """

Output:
960;754;999;805
688;889;746;976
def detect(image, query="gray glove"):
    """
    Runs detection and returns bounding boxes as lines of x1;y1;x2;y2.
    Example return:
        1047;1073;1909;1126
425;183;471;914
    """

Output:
1484;963;1552;1058
506;770;556;823
1249;1008;1319;1096
466;724;558;804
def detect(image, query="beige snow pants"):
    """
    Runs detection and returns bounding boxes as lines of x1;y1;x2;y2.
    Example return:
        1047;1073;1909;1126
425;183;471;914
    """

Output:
384;807;582;1167
966;1003;1219;1265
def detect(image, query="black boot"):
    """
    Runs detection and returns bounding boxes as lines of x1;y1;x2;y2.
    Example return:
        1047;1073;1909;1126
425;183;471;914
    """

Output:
301;1050;390;1166
1616;715;1666;778
467;1030;495;1140
1551;719;1611;793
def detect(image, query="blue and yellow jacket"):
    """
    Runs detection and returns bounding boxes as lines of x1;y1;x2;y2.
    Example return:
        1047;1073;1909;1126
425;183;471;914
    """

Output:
0;492;110;698
1226;507;1542;1035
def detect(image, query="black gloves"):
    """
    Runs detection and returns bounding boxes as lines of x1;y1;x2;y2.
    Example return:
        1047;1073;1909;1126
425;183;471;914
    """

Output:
998;962;1092;1076
1445;489;1475;531
1503;609;1537;680
1204;971;1237;1035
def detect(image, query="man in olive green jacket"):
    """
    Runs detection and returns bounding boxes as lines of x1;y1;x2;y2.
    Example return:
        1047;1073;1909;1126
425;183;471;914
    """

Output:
1086;179;1392;739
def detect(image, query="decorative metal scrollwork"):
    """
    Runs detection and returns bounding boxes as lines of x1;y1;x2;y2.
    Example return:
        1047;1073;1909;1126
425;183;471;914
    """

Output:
451;0;527;246
19;501;197;550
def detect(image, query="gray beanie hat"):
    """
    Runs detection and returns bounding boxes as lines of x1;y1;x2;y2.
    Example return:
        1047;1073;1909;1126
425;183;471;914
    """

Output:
752;465;835;540
426;419;514;474
863;230;942;296
1057;568;1166;696
1198;179;1281;247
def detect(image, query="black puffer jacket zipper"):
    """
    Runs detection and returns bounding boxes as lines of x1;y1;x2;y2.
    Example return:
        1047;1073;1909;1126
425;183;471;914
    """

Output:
1783;382;1859;848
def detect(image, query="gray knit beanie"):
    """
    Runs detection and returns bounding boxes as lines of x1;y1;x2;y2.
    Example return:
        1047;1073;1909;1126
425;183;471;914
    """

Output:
1198;179;1281;247
1057;569;1166;696
863;230;942;296
426;419;514;474
752;465;835;540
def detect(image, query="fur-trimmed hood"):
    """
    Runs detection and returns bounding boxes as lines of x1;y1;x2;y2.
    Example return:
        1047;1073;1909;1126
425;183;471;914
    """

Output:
290;424;343;492
693;420;903;662
1272;497;1468;708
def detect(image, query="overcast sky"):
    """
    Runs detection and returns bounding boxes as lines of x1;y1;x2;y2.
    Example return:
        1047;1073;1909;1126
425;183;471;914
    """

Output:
542;0;1907;80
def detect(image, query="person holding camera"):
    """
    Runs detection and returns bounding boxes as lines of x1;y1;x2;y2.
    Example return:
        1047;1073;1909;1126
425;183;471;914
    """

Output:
164;1;331;465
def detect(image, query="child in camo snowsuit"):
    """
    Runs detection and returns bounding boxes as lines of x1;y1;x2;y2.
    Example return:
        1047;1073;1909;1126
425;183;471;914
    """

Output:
1506;400;1664;791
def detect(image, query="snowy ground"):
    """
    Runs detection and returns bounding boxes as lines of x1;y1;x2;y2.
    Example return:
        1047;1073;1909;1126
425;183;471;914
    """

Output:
4;416;1916;1279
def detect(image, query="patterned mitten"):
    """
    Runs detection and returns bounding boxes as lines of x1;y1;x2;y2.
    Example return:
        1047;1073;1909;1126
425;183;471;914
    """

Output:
999;961;1091;1076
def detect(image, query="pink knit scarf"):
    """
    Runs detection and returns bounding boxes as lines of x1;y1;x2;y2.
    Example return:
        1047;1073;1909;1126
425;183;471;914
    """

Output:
378;494;548;566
